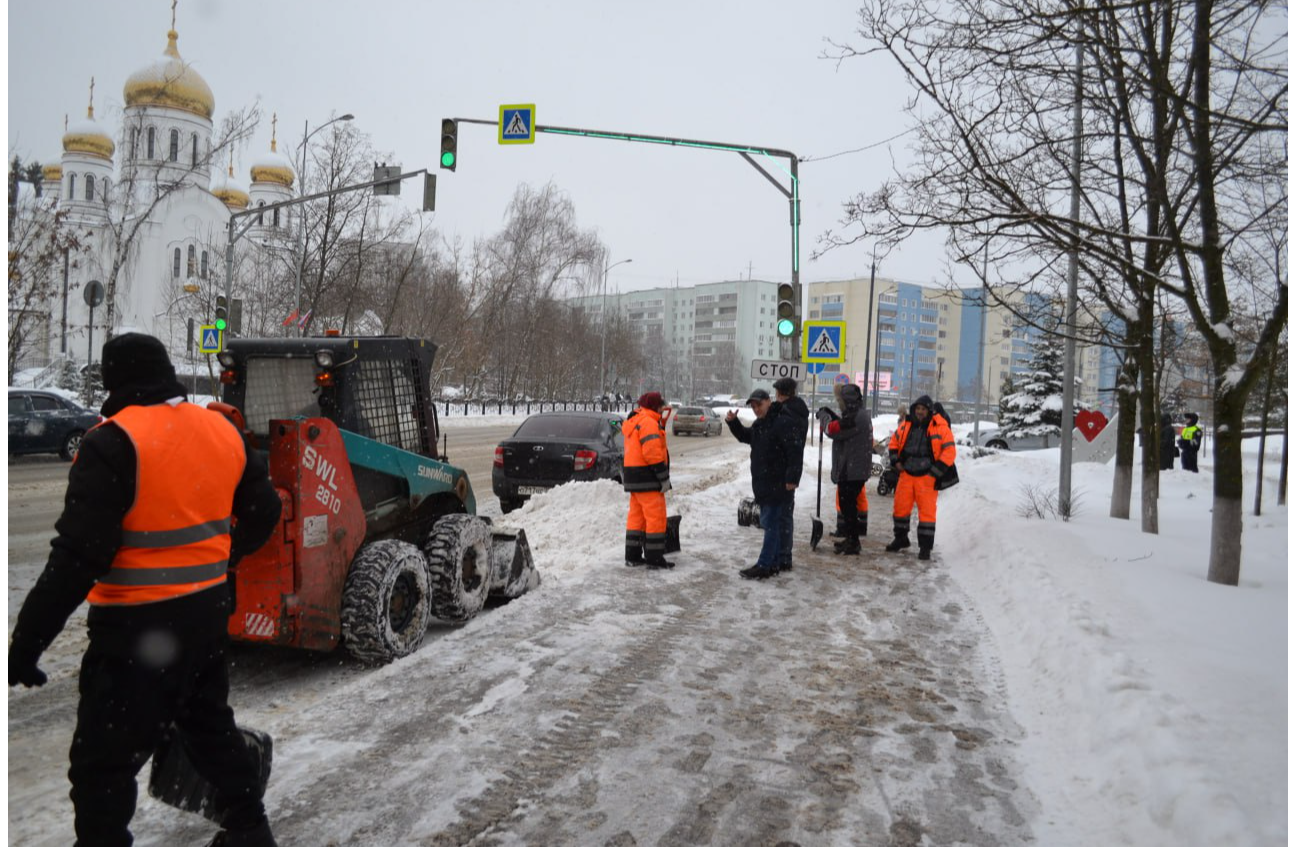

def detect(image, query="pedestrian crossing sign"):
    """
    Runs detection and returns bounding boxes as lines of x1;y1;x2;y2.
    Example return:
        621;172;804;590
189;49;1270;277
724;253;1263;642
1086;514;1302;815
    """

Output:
199;325;222;354
499;104;536;144
802;320;846;363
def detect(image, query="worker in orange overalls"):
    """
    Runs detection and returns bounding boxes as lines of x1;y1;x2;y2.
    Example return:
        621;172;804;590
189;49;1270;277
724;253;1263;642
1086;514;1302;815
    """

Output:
7;333;283;847
622;391;674;569
886;394;957;560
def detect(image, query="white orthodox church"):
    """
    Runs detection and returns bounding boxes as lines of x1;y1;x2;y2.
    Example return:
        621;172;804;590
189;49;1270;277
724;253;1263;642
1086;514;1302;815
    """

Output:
19;15;296;374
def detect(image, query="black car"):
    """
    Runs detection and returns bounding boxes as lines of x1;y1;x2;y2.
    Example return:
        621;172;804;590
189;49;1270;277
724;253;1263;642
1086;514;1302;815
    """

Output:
492;411;625;512
8;388;102;461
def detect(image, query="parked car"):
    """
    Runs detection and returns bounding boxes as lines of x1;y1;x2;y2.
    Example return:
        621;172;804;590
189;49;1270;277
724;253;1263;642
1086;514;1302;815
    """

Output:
8;388;102;461
672;406;724;437
492;410;625;512
967;427;1062;451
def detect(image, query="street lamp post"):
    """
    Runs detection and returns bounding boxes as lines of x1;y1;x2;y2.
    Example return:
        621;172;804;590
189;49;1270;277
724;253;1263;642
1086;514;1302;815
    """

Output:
599;257;632;407
293;113;353;336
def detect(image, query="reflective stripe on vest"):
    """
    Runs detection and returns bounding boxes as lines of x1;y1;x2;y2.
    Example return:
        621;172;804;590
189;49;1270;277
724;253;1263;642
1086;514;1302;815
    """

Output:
88;402;246;607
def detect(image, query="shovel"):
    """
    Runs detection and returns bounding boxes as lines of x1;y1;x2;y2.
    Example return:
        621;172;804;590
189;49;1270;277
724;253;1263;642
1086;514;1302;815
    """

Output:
811;424;825;550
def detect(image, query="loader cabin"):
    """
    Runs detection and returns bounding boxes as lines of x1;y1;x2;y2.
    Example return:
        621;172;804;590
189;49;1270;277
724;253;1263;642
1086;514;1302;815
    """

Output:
217;336;455;537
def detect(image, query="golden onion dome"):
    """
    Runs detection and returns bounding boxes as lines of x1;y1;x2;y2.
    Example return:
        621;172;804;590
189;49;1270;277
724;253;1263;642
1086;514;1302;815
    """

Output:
42;162;64;183
63;112;115;160
123;30;214;120
249;135;295;188
211;163;249;210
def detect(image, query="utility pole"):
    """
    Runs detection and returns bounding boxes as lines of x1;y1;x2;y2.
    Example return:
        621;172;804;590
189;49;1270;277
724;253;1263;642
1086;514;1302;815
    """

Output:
863;257;877;412
1058;21;1084;517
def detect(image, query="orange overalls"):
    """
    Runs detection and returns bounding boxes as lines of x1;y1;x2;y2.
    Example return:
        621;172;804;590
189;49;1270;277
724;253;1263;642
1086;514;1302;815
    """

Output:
87;403;245;607
887;414;956;551
622;406;671;561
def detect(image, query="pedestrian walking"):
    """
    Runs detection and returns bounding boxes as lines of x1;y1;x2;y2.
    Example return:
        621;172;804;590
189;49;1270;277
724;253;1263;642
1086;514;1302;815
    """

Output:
726;389;803;579
772;376;809;570
1159;412;1177;471
7;333;283;847
815;384;874;555
623;392;675;569
1179;412;1204;472
886;394;957;560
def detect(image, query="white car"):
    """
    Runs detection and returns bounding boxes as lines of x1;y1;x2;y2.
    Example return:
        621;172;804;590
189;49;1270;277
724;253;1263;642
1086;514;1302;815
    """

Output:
967;427;1062;451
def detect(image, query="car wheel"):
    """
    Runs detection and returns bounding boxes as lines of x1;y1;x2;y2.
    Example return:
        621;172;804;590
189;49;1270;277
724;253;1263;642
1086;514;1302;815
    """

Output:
424;514;493;622
60;430;85;461
499;498;523;514
340;539;431;664
989;440;1009;450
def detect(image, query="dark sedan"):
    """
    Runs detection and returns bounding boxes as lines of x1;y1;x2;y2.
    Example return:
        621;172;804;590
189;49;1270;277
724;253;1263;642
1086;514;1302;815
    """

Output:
8;388;102;461
492;411;625;512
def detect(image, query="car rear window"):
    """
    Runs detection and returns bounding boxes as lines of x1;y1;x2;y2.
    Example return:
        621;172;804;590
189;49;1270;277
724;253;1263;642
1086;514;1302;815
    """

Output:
515;415;605;439
680;407;704;416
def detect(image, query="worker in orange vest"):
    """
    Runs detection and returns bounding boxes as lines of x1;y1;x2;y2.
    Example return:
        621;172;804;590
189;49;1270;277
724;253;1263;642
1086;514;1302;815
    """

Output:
622;392;675;569
7;333;282;847
886;395;957;560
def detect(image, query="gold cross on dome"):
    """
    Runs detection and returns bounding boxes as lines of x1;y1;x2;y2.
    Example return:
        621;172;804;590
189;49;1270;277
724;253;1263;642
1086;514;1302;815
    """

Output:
88;77;95;118
171;0;178;31
271;113;278;143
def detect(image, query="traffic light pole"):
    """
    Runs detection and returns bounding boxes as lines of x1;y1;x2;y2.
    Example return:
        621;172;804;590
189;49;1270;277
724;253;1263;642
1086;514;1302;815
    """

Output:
222;168;429;336
451;118;802;360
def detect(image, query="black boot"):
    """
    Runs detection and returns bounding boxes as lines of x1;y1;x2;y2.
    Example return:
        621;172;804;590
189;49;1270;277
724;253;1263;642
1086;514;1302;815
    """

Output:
646;555;676;569
885;532;911;552
206;819;277;847
833;538;861;555
918;547;932;561
739;564;778;579
625;545;646;567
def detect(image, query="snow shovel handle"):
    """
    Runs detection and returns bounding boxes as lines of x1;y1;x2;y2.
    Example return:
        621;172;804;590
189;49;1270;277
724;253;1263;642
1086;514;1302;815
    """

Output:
815;424;823;518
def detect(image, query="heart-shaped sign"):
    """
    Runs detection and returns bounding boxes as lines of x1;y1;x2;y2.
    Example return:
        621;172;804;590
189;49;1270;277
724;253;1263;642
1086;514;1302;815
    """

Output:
1075;410;1108;443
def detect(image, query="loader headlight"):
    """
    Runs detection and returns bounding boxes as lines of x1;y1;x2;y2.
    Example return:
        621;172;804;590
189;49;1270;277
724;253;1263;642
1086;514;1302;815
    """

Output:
314;350;334;369
217;352;236;368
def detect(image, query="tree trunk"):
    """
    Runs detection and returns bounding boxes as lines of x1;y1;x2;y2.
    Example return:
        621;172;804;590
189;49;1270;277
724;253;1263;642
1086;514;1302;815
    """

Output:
1208;394;1245;586
1137;296;1159;534
1252;342;1277;516
1109;344;1140;520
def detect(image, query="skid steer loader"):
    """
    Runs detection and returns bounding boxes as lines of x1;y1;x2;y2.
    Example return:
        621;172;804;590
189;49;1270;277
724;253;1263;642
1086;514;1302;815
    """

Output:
211;335;538;664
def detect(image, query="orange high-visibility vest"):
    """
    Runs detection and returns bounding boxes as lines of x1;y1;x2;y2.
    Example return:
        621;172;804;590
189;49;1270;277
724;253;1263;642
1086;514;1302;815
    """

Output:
622;407;669;492
87;403;246;606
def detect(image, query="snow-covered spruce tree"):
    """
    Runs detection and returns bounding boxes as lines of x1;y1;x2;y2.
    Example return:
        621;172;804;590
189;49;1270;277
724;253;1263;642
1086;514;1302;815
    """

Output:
998;335;1084;439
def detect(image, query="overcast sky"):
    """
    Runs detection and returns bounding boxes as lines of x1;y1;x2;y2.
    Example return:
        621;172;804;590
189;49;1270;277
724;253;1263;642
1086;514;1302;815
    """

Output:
7;0;954;294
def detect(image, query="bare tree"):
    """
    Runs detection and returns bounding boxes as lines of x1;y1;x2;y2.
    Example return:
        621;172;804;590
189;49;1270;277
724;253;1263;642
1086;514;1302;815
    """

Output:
824;0;1286;584
8;200;88;378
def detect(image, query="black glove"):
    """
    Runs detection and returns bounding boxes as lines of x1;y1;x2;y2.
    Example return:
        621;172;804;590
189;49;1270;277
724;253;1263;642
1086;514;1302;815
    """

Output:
930;461;948;479
815;406;839;425
8;642;47;688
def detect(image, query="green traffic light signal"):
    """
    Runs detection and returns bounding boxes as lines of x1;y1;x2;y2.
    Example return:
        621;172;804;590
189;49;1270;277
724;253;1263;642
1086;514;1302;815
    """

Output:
777;317;796;337
440;119;458;172
440;150;456;168
215;318;227;331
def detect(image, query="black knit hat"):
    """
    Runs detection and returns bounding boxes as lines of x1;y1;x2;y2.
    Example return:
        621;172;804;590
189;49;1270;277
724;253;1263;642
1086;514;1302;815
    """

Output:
101;333;177;392
912;394;934;413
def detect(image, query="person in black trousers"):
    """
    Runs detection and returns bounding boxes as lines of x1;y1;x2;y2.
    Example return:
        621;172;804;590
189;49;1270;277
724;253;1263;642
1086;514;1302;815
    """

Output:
8;334;283;847
1159;412;1177;470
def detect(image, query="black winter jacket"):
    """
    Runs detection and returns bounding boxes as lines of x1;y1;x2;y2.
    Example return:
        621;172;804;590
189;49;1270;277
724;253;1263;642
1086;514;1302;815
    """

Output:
777;395;810;448
9;385;282;663
726;405;803;504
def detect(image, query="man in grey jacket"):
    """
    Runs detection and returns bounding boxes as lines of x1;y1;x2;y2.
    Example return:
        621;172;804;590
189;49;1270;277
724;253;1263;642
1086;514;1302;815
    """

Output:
816;384;874;555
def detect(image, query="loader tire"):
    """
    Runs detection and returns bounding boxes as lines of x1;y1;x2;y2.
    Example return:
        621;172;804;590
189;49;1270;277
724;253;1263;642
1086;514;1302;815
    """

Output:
424;514;493;622
341;540;432;664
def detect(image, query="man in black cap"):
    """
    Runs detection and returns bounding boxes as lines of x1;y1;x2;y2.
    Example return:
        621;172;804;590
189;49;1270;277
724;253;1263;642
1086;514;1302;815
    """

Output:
8;333;283;846
726;388;803;579
772;376;809;570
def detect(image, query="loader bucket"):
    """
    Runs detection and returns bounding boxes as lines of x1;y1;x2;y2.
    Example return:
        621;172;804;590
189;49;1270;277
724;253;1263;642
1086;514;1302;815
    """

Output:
489;528;540;598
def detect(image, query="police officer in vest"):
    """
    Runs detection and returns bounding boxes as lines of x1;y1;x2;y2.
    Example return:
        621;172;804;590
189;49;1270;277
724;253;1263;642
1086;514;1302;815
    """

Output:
7;333;283;847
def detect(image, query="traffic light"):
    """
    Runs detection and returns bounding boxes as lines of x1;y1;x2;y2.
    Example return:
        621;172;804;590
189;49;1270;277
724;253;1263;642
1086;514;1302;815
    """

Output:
215;295;228;331
776;282;798;338
440;119;458;171
422;173;437;212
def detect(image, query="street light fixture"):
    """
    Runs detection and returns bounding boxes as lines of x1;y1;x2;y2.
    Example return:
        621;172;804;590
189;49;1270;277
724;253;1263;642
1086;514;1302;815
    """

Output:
599;257;633;406
293;112;354;335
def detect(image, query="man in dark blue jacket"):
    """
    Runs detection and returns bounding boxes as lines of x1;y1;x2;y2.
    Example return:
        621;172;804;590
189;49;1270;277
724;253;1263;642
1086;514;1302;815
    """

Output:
726;389;803;580
772;377;809;571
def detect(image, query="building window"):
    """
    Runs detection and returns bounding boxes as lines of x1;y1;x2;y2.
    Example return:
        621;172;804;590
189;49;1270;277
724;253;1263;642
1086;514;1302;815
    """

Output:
273;207;280;227
257;200;265;226
201;251;209;279
168;129;179;162
187;245;197;277
147;127;156;159
130;128;139;159
173;248;181;278
191;133;199;166
85;175;94;201
68;173;76;199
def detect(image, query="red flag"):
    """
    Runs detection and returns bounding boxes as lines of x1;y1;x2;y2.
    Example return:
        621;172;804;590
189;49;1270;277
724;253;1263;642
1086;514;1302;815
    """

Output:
297;309;314;328
281;309;299;327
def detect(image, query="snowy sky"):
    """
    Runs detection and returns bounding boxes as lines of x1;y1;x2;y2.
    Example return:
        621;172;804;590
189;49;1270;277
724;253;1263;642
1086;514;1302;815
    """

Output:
5;0;954;293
